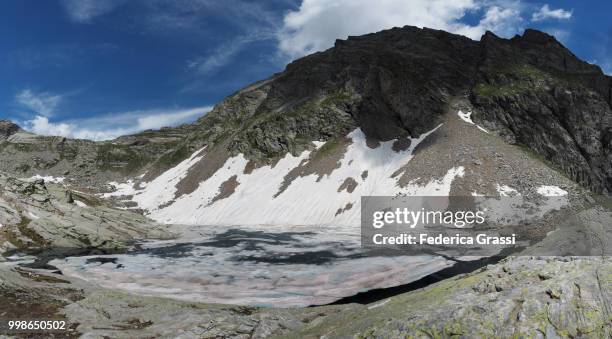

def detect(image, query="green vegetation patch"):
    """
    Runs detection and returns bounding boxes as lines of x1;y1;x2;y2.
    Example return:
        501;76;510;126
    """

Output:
473;64;580;99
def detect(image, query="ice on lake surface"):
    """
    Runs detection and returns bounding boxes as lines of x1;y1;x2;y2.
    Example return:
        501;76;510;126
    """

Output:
51;225;451;307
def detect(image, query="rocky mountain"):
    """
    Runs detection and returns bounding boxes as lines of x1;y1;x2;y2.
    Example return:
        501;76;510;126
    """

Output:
1;26;611;338
0;27;610;246
101;28;611;227
0;27;610;208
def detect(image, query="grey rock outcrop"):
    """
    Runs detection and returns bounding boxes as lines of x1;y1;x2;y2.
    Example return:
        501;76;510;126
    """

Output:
290;257;611;338
0;172;172;251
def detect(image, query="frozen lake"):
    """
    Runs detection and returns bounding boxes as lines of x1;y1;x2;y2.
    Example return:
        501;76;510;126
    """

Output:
50;226;452;307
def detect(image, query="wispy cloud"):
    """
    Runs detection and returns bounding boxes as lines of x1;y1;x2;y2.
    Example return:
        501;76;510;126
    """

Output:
186;32;274;76
15;89;62;117
25;116;74;138
60;0;285;79
142;0;281;33
61;0;126;23
531;4;572;22
148;0;282;76
22;106;212;141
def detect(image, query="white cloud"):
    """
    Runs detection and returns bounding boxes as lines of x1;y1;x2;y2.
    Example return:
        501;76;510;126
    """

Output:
61;0;126;23
278;0;525;59
454;5;523;41
531;4;572;22
22;106;212;141
25;116;75;138
15;89;62;116
134;107;210;130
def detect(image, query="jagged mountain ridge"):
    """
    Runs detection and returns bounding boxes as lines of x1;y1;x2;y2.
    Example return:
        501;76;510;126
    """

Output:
1;26;611;196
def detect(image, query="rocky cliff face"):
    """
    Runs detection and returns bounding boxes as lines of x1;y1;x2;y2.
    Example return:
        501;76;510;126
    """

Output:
473;30;612;194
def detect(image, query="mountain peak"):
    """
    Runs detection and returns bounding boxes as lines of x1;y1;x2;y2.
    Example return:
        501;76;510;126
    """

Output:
520;28;557;44
0;120;22;139
481;30;501;41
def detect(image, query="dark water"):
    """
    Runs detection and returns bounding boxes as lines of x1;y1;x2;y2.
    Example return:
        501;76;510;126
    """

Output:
327;255;505;305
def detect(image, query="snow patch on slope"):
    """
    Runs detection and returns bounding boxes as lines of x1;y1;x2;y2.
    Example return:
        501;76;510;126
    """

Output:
458;110;489;134
536;185;568;197
102;180;137;198
402;167;464;196
123;126;466;227
29;175;65;184
536;185;569;211
458;110;474;124
481;184;569;224
496;184;520;197
477;125;489;133
131;147;206;207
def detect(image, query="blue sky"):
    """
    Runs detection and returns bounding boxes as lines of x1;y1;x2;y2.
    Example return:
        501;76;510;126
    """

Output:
1;0;610;140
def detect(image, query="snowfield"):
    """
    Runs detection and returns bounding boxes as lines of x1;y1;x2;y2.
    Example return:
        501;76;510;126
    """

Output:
101;123;571;228
121;127;468;227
